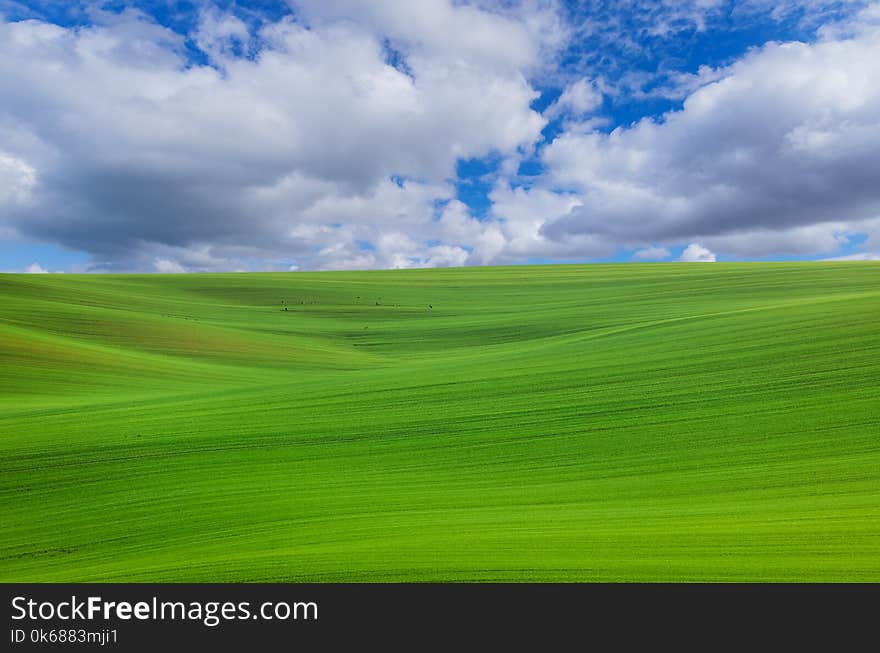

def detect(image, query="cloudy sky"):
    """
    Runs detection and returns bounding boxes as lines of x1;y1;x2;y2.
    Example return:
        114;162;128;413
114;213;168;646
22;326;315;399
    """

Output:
2;0;880;272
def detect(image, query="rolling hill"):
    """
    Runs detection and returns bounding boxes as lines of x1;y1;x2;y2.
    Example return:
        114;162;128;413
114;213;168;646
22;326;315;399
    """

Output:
1;263;878;581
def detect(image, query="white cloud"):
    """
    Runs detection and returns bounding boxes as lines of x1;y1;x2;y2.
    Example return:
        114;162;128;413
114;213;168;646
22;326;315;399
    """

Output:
0;152;35;206
23;261;48;273
702;223;852;258
545;78;602;118
534;18;880;259
153;258;187;273
1;2;879;270
194;7;251;63
678;243;716;262
632;245;671;260
0;6;552;270
290;0;565;73
487;183;612;261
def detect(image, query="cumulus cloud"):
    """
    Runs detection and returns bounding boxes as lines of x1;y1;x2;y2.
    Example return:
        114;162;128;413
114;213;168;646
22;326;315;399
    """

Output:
535;17;880;259
487;183;612;262
290;0;562;72
545;78;603;118
555;1;875;117
23;262;48;273
1;1;879;271
0;4;552;271
678;243;716;262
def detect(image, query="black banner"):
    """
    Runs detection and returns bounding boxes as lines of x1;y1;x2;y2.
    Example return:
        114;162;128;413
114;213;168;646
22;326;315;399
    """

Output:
3;584;877;650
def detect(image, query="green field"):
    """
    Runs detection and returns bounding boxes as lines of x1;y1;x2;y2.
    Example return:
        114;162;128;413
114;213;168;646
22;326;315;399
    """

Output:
1;263;878;581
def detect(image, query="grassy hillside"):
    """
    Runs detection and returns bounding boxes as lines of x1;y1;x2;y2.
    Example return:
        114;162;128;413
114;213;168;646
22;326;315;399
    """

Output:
1;263;878;581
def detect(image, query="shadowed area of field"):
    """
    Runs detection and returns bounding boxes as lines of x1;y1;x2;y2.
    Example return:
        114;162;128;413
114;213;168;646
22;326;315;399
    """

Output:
1;263;878;581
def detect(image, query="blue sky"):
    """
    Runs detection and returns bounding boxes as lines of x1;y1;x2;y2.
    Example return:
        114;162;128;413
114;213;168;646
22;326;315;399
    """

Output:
1;0;879;271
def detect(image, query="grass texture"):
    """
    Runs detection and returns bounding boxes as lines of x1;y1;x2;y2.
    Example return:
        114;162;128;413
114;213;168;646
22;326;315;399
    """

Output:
1;263;878;581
